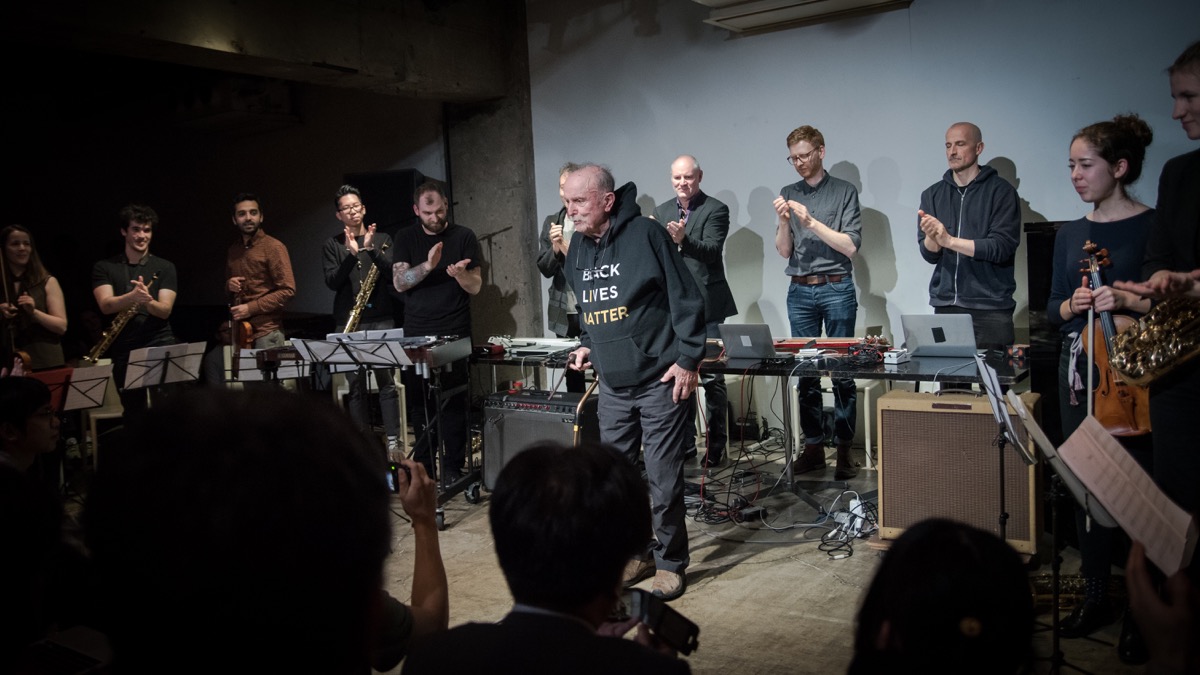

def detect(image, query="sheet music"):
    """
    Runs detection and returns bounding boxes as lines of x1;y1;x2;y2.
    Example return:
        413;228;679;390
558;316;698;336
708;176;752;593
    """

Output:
65;364;113;411
125;342;205;388
291;338;412;370
364;328;404;340
1059;416;1197;576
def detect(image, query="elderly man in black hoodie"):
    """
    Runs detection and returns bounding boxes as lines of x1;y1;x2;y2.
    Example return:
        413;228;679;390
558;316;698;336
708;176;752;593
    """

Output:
565;163;705;602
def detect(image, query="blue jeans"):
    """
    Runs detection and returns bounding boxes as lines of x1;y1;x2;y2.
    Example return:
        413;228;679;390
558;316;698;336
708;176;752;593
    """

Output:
787;278;857;445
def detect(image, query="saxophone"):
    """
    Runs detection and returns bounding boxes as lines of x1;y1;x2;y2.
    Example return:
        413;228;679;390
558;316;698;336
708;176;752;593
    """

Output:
84;273;159;363
344;243;389;333
1109;296;1200;386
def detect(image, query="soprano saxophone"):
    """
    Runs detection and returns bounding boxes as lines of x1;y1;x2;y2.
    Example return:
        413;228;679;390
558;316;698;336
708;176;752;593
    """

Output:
84;273;159;363
344;243;389;333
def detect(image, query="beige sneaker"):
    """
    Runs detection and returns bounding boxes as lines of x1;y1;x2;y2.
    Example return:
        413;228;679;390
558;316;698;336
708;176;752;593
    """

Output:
622;558;655;587
651;569;686;601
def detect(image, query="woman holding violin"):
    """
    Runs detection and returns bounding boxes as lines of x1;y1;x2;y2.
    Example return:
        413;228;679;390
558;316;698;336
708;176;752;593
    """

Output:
1;224;67;371
1046;114;1155;660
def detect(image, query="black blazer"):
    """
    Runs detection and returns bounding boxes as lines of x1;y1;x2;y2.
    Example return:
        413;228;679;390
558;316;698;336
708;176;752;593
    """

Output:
653;191;738;324
537;206;576;337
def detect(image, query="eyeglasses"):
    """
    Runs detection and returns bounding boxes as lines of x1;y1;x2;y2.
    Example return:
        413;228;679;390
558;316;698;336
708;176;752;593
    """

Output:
338;202;364;213
785;148;821;165
32;407;59;420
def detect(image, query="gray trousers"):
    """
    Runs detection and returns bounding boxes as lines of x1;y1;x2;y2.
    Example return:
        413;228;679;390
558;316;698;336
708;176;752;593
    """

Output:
598;375;690;573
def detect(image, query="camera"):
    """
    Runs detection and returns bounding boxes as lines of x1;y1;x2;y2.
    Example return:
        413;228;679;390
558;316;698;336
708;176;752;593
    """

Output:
624;588;700;655
386;462;411;494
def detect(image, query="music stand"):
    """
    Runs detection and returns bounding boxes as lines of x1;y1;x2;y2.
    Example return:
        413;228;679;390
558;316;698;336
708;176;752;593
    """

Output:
29;367;72;413
1008;390;1112;675
125;342;205;391
973;354;1035;544
339;333;414;369
294;336;414;372
230;348;308;383
64;365;113;412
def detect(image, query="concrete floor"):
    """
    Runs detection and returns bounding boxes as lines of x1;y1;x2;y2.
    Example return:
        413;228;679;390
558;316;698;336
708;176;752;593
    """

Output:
380;444;1149;674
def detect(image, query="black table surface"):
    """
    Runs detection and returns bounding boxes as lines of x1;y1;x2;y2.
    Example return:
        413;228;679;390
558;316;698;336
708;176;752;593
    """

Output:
474;348;1028;386
707;351;1027;385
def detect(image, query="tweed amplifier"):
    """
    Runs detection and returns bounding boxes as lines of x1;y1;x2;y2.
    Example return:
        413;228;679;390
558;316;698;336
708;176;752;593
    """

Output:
482;389;600;489
876;390;1042;554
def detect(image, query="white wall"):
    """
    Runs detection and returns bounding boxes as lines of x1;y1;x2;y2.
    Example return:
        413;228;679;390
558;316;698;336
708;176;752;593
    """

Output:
526;0;1198;343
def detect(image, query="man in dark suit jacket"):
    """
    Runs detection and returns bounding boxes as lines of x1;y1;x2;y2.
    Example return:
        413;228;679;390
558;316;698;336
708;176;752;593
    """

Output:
537;162;584;392
402;441;693;674
652;155;738;466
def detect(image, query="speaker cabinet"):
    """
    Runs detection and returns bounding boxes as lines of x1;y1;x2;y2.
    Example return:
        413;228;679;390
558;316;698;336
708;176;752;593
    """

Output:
482;390;599;489
876;390;1041;554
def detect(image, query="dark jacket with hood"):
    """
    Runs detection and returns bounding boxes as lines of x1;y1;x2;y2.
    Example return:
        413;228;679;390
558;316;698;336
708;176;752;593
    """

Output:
917;165;1020;311
566;182;706;389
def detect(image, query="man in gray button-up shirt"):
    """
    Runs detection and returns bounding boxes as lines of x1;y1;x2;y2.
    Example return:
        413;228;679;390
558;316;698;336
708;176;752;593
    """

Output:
773;125;862;481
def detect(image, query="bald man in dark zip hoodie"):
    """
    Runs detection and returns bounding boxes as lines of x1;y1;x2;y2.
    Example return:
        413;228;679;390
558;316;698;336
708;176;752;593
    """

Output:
565;164;705;602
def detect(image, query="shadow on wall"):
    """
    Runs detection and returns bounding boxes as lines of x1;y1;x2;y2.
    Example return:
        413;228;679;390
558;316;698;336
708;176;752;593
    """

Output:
723;187;777;327
989;156;1047;340
637;193;657;217
472;230;518;338
829;160;898;340
526;0;661;55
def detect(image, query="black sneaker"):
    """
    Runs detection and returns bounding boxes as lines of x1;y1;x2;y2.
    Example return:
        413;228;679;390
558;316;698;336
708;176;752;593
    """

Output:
1117;612;1149;665
1059;599;1116;639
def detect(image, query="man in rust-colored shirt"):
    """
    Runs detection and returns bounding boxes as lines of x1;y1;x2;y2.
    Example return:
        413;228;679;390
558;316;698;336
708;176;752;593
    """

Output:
226;192;295;349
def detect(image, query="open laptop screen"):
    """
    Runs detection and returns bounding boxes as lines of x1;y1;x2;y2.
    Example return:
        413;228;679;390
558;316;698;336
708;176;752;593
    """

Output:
719;324;781;360
900;314;979;358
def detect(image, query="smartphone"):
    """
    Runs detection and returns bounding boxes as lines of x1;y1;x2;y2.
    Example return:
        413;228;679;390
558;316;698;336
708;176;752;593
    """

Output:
626;588;700;655
386;462;411;494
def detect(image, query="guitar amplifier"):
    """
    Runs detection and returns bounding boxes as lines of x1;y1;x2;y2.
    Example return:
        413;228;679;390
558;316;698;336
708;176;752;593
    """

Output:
876;390;1042;554
482;389;600;489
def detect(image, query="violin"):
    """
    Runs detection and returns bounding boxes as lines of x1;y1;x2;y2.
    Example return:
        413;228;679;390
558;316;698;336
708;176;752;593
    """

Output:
234;318;254;351
1079;241;1151;436
230;291;254;380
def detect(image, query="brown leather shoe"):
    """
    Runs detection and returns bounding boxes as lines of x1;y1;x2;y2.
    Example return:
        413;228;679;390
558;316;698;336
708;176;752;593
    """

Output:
622;558;655;587
834;443;859;480
651;569;686;601
794;443;827;473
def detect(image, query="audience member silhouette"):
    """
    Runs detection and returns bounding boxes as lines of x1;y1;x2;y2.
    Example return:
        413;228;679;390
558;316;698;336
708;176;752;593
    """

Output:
849;518;1033;674
85;389;447;674
403;441;691;674
0;377;67;667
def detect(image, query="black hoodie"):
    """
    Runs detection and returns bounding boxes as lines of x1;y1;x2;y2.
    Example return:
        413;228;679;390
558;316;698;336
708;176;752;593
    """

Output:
566;182;706;389
917;165;1020;311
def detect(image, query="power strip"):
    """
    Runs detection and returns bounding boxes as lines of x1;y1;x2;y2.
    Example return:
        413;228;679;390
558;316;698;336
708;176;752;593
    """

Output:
833;498;866;538
883;348;911;364
847;498;865;537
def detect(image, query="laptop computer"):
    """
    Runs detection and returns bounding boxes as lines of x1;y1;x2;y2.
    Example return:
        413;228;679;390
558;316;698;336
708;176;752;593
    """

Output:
719;324;791;369
900;314;979;358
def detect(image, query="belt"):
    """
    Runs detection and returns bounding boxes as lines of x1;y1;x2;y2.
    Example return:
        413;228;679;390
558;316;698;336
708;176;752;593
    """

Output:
790;274;845;286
